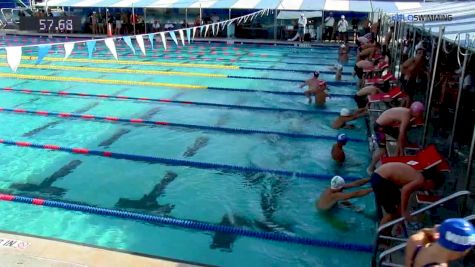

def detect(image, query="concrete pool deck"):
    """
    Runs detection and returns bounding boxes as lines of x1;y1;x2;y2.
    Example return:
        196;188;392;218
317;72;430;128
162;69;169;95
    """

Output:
0;231;200;267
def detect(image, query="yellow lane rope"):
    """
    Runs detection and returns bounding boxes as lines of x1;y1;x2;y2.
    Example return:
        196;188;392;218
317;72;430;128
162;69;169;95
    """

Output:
0;73;207;89
0;55;240;70
0;63;228;78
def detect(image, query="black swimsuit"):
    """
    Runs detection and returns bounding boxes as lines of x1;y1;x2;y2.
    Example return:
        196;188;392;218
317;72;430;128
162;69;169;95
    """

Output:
411;245;441;267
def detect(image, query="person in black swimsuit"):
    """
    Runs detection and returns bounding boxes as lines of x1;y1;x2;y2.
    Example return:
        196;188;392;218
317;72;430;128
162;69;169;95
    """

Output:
405;218;475;267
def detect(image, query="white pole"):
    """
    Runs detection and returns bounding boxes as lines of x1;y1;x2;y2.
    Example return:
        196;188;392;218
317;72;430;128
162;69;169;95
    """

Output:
422;27;445;147
448;50;469;158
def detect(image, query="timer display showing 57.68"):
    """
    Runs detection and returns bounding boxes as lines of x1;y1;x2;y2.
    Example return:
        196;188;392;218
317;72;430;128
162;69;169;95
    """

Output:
39;19;73;31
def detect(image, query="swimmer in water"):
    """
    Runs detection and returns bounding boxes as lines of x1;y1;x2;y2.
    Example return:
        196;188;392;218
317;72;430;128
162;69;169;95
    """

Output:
332;108;367;129
332;133;348;163
300;71;328;106
316;175;372;211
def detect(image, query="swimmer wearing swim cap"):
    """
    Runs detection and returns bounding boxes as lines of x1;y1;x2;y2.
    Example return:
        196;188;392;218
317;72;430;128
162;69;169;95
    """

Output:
300;70;328;106
332;133;348;163
367;103;425;174
316;175;372;211
406;218;475;267
332;108;367;129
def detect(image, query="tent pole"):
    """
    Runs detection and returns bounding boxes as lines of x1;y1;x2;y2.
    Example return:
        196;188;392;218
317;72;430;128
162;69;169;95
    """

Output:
464;124;475;196
448;50;469;158
321;10;324;42
132;4;136;35
422;27;445;147
144;8;147;34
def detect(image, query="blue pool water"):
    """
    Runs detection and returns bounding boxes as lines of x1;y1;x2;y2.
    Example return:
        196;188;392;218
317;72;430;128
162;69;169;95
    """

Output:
0;35;374;266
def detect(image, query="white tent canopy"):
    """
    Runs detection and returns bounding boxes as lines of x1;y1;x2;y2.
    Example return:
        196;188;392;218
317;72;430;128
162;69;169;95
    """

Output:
276;11;322;20
38;0;430;12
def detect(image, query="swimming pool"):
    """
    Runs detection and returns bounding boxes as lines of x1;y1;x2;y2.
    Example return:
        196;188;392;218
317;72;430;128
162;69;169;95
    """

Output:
0;35;374;266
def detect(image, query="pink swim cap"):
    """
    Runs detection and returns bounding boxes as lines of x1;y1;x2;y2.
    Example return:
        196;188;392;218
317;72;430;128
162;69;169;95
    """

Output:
410;101;425;113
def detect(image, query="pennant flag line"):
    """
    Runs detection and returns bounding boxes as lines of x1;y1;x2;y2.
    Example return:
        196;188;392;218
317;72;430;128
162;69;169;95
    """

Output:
0;9;270;71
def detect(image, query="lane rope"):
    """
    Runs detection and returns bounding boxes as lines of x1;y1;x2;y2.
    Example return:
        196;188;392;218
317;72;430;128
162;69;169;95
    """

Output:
0;138;362;181
0;73;356;97
0;55;239;70
0;193;373;252
0;63;353;83
0;87;340;115
0;106;365;141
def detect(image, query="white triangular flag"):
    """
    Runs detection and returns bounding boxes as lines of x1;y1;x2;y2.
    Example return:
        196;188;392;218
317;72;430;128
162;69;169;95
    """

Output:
160;32;167;50
221;22;226;31
104;38;118;60
179;30;185;46
204;24;209;37
5;46;22;72
136;35;146;56
63;42;74;60
192;27;197;40
212;23;216;36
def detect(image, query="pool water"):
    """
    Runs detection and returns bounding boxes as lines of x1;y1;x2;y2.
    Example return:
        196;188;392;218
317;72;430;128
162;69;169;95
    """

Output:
0;35;374;266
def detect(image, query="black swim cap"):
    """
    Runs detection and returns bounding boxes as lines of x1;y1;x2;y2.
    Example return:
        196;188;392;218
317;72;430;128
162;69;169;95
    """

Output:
313;71;320;78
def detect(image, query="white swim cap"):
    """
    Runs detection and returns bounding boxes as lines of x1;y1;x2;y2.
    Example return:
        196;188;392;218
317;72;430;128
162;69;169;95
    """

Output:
341;15;345;19
331;176;345;189
340;108;350;116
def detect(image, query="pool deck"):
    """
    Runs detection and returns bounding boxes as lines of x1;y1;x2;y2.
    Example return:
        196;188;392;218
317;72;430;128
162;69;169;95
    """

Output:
0;230;199;267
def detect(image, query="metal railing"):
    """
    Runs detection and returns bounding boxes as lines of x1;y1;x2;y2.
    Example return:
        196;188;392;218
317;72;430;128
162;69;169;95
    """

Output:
377;211;475;267
371;190;471;266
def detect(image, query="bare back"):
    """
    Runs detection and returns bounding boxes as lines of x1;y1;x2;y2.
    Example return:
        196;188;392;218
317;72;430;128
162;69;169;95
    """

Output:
306;78;321;91
375;107;410;127
376;162;423;186
317;189;338;210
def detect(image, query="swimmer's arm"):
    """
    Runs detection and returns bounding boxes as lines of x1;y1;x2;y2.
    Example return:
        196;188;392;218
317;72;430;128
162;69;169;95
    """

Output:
300;80;309;88
343;177;370;188
400;176;424;219
397;118;410;155
335;189;373;201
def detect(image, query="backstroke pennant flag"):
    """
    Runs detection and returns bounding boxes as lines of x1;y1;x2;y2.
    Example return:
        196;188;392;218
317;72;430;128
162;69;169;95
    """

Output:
186;28;191;44
160;32;167;50
5;46;22;72
204;24;209;37
148;33;155;49
212;23;215;36
36;44;51;64
123;36;136;55
86;40;96;59
200;25;204;36
179;30;185;46
63;42;74;60
169;31;179;46
104;38;118;60
136;35;146;55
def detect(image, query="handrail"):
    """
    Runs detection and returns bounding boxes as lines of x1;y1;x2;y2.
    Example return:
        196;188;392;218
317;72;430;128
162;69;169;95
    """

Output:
377;191;471;233
371;190;471;266
378;243;406;267
377;213;475;267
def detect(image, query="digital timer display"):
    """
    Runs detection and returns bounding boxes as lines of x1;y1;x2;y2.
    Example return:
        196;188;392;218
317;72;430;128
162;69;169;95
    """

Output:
39;19;73;31
19;16;81;33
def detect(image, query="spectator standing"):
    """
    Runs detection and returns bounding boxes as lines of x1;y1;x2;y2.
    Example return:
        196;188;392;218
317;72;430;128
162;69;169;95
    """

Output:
337;15;348;43
324;12;335;41
298;13;307;43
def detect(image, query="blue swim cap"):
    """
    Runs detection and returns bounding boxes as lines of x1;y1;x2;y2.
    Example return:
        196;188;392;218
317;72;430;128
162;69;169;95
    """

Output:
337;133;348;144
438;218;475;252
